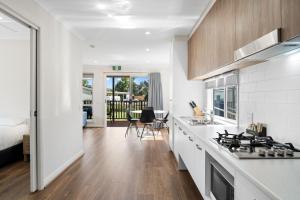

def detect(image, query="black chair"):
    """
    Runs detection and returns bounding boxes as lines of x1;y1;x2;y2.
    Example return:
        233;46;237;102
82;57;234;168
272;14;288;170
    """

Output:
156;112;169;134
140;109;156;140
125;110;140;138
144;106;154;110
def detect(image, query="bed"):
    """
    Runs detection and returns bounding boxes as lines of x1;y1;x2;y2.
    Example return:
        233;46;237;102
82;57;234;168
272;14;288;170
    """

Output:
0;118;29;167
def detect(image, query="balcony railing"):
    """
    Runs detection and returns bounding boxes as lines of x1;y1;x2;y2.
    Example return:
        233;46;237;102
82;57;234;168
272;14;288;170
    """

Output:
107;100;148;120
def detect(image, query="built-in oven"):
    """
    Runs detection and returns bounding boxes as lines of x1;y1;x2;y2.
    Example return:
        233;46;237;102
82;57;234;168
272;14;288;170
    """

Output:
206;153;234;200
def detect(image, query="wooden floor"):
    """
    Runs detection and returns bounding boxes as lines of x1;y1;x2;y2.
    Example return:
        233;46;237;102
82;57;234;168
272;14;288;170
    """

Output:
0;128;203;200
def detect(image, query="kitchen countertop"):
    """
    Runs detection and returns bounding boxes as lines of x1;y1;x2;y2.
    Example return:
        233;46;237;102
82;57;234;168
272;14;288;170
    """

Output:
174;115;300;200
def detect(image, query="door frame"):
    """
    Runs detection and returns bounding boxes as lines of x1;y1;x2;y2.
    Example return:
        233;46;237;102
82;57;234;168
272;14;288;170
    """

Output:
0;3;40;192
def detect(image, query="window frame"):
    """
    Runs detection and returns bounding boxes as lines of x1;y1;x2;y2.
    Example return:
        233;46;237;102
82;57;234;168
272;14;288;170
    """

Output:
211;85;238;124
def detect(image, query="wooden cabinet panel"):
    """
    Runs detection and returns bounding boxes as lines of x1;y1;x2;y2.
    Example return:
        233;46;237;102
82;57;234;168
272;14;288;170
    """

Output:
235;0;281;49
188;2;217;79
215;0;235;68
188;0;235;79
281;0;300;41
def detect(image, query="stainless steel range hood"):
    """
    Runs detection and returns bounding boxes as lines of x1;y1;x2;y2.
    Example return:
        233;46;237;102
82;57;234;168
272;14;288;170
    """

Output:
234;29;300;62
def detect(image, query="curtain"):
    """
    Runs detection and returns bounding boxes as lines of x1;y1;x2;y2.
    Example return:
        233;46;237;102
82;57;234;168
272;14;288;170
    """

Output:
148;72;163;110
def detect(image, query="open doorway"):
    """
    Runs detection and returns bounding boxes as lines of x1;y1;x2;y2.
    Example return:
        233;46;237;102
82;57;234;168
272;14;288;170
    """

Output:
106;74;149;127
0;8;38;195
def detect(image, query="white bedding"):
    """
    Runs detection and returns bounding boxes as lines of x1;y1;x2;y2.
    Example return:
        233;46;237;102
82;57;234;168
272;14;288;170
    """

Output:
0;122;28;151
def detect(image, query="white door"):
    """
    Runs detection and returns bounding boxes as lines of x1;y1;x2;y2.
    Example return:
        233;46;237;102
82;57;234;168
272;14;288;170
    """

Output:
30;27;38;192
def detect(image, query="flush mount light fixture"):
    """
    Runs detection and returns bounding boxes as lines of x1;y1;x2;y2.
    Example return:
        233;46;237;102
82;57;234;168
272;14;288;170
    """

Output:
146;48;150;52
145;31;151;35
97;3;107;10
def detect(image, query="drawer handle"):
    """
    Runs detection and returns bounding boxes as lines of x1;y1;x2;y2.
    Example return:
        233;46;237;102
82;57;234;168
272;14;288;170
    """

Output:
196;144;202;151
179;127;182;131
183;131;187;135
188;136;193;142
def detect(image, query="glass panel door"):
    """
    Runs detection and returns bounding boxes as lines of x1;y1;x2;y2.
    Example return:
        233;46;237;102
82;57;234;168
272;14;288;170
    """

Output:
106;76;130;126
106;75;149;126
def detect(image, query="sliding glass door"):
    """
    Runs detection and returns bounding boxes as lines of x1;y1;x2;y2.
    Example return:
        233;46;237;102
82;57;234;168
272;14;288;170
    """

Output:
106;75;149;126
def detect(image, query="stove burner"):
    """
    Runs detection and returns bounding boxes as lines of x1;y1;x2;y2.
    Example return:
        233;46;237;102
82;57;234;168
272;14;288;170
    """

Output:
212;130;300;159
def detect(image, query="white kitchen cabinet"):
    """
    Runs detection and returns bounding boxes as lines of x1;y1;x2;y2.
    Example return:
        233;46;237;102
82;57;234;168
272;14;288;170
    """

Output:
193;137;206;195
173;120;180;161
235;172;272;200
180;129;195;172
173;121;206;196
169;120;175;152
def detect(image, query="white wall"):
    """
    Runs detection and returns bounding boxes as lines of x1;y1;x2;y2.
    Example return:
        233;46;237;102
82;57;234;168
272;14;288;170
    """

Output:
170;36;205;117
83;66;170;127
0;39;30;119
239;50;300;148
0;0;83;188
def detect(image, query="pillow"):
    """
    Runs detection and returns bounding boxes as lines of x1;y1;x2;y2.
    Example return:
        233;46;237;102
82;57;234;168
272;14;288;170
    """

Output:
0;117;26;126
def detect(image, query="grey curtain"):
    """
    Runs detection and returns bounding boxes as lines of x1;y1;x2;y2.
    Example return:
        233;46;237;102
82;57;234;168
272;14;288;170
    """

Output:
148;73;163;110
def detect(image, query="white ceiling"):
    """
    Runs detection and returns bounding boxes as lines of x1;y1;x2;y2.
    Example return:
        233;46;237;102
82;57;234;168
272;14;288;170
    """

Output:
0;12;30;40
34;0;211;68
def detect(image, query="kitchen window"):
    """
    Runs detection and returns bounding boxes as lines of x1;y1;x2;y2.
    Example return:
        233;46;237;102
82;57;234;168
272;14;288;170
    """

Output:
206;71;238;123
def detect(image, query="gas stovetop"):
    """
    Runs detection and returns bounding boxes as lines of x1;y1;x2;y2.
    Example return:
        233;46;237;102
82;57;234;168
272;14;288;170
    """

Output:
211;130;300;159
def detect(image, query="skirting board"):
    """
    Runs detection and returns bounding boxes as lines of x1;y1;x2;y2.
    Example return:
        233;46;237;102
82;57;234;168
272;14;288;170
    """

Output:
42;150;84;188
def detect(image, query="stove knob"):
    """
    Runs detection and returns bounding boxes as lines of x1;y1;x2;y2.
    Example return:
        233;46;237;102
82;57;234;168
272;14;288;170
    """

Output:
267;150;275;156
277;149;285;157
286;149;294;157
258;149;266;157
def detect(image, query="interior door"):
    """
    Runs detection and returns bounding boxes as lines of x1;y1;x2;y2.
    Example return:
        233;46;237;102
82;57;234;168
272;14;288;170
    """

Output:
30;27;38;192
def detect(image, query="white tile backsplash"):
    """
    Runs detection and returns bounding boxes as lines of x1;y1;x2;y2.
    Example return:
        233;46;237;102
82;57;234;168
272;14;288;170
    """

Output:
239;51;300;147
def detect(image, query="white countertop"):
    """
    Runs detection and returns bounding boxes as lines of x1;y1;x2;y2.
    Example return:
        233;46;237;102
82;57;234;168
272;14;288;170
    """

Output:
174;115;300;200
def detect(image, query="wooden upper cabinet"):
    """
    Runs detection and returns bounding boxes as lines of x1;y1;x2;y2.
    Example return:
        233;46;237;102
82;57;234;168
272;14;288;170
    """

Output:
215;0;235;68
235;0;281;49
281;0;300;41
188;3;217;79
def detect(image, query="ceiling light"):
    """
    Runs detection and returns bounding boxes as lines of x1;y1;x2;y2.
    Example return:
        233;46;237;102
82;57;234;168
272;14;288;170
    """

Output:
97;3;107;10
146;48;150;52
145;31;151;35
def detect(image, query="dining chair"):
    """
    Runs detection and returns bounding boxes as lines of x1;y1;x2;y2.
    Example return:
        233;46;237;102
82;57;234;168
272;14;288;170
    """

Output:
139;109;156;140
125;110;140;138
156;112;169;134
144;106;154;110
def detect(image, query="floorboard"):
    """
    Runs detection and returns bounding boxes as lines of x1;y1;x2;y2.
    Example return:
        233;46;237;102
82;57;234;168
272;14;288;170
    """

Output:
0;128;203;200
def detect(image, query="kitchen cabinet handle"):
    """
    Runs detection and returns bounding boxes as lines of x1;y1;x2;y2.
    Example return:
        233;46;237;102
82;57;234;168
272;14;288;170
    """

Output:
188;136;193;142
196;144;202;151
183;131;187;135
178;127;182;131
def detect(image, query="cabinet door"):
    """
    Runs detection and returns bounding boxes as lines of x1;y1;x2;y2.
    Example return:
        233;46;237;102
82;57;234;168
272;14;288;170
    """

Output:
173;121;180;161
215;0;235;68
235;172;272;200
235;0;281;49
194;138;205;195
188;3;217;79
281;0;300;41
